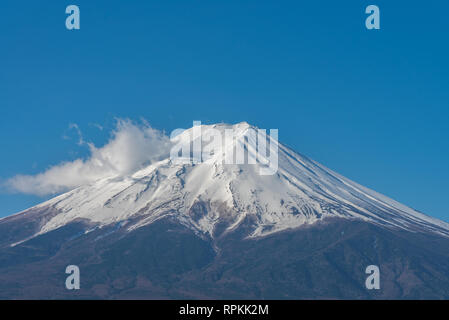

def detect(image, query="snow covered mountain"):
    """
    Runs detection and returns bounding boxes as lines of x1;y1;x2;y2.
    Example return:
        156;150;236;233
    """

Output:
1;122;449;299
6;122;449;246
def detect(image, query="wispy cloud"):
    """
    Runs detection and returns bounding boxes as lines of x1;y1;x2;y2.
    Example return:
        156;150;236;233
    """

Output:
69;123;85;145
5;119;172;196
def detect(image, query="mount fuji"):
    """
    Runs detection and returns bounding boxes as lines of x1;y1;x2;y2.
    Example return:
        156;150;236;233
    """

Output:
1;122;449;299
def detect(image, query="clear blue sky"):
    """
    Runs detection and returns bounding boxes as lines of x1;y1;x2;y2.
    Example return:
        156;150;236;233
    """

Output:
0;1;448;221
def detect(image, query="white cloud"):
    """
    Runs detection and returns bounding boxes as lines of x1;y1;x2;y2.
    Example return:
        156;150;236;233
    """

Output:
6;119;172;196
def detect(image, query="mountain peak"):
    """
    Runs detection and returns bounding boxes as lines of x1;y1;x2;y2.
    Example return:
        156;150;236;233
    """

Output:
5;121;449;246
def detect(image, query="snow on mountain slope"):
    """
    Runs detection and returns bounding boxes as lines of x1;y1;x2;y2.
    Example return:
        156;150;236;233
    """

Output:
7;122;449;243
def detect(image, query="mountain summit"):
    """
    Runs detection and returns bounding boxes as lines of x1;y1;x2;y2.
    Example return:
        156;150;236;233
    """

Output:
1;122;449;299
7;122;449;244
